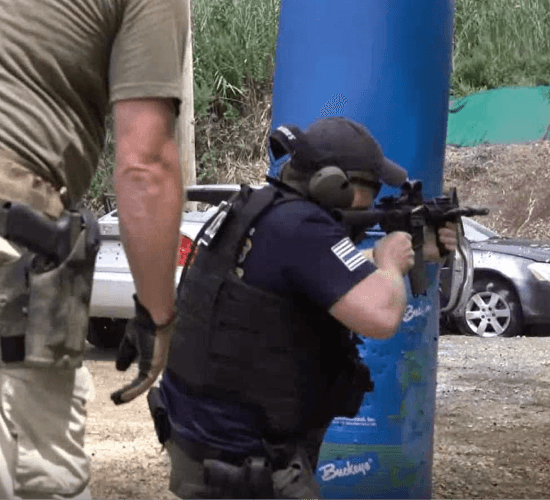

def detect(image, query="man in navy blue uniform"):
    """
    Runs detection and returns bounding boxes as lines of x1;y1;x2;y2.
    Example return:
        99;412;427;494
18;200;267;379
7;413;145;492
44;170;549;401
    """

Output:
153;117;457;499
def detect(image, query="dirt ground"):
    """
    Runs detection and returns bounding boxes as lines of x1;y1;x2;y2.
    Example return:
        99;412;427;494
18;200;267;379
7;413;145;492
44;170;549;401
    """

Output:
84;142;550;498
85;346;176;500
444;141;550;239
85;330;550;499
433;331;550;499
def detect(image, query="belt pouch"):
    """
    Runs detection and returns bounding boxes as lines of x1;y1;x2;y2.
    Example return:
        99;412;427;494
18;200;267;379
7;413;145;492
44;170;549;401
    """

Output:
0;254;33;363
24;226;95;367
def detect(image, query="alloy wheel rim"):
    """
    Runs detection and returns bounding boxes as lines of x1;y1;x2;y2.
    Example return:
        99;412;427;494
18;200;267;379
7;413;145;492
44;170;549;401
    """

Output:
464;291;511;337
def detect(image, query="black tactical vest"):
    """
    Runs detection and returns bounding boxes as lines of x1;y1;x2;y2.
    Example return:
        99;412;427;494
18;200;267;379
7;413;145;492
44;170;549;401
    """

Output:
167;185;373;438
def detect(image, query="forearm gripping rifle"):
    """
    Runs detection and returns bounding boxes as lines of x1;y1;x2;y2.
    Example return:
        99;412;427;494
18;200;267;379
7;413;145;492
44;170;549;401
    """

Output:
332;180;489;296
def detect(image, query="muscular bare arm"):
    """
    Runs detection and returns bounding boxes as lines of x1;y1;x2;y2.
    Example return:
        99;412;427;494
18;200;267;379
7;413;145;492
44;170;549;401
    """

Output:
329;231;414;339
329;268;408;339
113;98;183;325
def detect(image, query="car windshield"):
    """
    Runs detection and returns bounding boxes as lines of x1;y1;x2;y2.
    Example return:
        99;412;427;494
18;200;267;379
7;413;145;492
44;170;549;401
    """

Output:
463;217;499;242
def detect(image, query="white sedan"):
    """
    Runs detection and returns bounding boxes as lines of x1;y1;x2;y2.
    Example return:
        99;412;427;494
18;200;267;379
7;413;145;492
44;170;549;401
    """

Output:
87;185;246;348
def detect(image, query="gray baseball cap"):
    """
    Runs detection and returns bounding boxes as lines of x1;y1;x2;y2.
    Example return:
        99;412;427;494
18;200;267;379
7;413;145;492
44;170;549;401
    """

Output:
302;117;408;187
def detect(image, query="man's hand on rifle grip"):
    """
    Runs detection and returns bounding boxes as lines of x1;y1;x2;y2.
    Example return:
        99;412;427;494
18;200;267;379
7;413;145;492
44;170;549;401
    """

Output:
423;222;459;262
372;231;415;276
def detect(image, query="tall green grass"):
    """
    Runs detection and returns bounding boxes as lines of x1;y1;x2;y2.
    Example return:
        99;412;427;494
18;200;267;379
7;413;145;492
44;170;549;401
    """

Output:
190;0;280;183
452;0;550;96
192;0;280;118
191;0;550;108
86;0;550;210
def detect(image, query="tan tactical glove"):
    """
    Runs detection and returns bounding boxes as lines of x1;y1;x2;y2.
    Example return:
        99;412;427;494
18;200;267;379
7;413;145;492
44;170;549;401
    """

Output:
110;295;176;405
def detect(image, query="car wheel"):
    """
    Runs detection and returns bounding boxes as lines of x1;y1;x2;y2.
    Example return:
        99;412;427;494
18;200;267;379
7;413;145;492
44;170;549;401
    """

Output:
87;318;126;349
456;276;523;338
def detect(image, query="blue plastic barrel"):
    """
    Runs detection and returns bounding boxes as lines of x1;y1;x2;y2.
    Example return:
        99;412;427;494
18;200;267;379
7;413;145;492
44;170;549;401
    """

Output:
269;1;454;498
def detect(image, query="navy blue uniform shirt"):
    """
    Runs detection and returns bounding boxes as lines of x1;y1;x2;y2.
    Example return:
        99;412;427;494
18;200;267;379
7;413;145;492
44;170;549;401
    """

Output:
160;196;377;455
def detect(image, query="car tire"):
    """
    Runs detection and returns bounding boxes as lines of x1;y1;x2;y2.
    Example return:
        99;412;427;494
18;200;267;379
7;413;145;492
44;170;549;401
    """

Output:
456;276;523;338
87;318;126;349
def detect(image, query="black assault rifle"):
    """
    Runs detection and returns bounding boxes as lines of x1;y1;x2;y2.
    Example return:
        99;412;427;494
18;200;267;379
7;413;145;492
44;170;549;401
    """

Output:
332;180;489;296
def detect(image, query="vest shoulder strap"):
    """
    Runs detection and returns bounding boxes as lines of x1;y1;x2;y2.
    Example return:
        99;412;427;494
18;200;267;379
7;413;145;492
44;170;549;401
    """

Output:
199;185;301;273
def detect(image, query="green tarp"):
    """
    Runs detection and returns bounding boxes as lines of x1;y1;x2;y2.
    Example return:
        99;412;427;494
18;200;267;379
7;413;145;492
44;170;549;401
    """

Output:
446;86;550;147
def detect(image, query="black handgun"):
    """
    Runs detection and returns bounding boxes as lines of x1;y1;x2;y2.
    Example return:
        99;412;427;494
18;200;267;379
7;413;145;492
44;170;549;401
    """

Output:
0;202;93;265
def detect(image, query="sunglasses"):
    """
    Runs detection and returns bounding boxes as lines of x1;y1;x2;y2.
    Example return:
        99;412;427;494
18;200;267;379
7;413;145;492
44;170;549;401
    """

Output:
349;177;382;197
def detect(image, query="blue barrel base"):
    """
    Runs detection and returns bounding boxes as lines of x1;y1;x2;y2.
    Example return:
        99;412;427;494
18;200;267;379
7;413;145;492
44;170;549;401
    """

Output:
315;256;441;499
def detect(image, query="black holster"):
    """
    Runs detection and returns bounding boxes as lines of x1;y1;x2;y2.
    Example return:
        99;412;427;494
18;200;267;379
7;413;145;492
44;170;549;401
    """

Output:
147;387;171;444
203;440;320;499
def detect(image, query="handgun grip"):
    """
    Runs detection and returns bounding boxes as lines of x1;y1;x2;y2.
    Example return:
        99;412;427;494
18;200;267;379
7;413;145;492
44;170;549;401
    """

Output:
5;204;72;263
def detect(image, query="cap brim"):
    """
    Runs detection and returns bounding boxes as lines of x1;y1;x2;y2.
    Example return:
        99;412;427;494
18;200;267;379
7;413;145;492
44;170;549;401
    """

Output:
379;158;408;187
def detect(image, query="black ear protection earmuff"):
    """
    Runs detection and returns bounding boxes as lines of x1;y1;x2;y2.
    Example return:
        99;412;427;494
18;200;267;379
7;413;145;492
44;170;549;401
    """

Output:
268;125;355;209
308;166;354;209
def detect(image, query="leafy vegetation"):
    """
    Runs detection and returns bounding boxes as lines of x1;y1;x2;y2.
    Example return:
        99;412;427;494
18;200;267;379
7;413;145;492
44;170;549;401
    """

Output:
192;0;279;118
85;0;550;211
191;0;279;184
452;0;550;96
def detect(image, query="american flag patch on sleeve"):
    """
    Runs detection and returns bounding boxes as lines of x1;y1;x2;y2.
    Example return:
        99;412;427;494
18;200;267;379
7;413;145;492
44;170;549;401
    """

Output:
331;237;368;272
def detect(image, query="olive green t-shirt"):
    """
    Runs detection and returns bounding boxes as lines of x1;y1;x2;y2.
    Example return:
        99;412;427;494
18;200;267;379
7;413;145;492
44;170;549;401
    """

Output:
0;0;187;200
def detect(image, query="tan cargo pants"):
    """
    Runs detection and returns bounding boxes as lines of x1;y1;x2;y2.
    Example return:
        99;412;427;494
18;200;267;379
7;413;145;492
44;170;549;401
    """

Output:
0;152;93;499
0;367;93;499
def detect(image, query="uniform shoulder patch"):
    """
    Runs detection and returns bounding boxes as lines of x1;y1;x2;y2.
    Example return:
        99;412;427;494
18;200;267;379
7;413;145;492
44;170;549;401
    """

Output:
331;237;368;272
